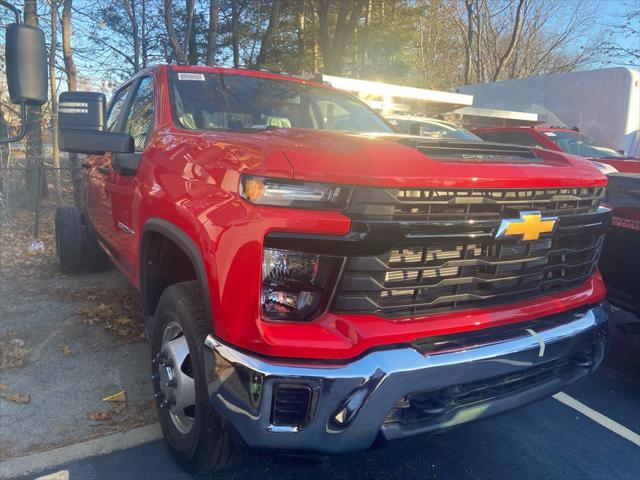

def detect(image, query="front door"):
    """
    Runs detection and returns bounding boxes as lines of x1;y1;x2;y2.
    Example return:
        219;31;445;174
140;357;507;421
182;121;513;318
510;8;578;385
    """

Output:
85;83;134;252
107;75;155;277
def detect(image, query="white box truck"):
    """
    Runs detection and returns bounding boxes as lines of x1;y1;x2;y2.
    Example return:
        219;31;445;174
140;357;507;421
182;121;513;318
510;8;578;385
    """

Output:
457;67;640;157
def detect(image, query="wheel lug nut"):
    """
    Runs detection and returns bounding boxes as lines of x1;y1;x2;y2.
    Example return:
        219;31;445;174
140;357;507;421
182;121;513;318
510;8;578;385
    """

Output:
151;373;159;380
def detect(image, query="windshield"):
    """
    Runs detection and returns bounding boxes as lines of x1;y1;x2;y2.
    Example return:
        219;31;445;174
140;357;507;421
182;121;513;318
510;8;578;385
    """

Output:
168;71;393;134
388;117;481;141
543;130;625;158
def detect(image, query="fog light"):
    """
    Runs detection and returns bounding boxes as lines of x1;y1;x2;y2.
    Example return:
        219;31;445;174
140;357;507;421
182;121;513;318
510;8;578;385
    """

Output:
272;384;313;427
261;248;341;321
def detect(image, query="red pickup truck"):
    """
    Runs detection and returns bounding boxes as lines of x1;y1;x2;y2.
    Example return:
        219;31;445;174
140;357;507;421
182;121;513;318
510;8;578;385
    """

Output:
56;66;610;474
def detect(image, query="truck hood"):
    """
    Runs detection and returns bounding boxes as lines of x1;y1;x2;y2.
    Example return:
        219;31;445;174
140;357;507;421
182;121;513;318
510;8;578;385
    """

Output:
178;127;607;189
265;129;606;189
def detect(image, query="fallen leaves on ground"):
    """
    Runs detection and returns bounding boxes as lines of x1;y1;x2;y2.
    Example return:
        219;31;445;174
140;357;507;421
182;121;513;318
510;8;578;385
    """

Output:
62;345;72;357
87;410;114;422
88;389;128;422
0;333;29;369
0;208;56;270
73;288;145;343
0;390;31;404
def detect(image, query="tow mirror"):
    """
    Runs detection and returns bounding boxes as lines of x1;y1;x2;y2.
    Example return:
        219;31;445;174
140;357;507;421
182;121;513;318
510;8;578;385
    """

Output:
0;16;49;144
59;92;134;155
5;23;48;106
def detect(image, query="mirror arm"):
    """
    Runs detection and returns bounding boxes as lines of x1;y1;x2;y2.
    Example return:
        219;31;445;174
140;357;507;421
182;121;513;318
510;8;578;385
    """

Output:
0;102;27;144
0;1;21;23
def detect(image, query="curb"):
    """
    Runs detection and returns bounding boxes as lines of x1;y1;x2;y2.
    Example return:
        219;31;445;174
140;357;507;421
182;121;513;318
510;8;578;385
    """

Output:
0;424;163;479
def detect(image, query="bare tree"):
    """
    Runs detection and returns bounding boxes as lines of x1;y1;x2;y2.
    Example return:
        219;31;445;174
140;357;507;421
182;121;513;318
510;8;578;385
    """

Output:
603;2;639;66
206;0;219;65
316;0;368;75
122;0;141;71
231;0;241;67
163;0;196;63
163;0;187;62
491;0;527;81
255;0;283;67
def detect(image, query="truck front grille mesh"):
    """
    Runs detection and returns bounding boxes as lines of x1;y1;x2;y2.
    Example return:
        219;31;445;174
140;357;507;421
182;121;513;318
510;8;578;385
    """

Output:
332;187;607;318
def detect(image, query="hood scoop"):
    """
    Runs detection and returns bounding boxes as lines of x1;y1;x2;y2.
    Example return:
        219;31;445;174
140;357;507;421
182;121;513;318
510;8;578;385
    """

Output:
395;138;540;163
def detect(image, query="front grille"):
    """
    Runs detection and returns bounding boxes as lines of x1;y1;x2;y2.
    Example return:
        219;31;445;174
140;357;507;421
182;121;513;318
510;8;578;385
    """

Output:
332;187;607;318
348;186;604;221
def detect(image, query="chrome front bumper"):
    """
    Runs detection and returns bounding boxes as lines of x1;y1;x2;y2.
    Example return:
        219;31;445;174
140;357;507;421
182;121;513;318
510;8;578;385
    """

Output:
203;304;608;454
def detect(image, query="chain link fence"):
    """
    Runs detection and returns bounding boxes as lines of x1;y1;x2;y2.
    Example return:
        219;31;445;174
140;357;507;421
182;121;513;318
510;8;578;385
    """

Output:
0;147;83;270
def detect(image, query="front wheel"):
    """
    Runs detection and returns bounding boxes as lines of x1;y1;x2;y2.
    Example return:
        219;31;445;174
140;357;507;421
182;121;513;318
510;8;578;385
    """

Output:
150;281;236;474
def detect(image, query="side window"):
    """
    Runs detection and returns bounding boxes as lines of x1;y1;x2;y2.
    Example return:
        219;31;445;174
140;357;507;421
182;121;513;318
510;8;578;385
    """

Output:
124;77;154;151
106;85;133;132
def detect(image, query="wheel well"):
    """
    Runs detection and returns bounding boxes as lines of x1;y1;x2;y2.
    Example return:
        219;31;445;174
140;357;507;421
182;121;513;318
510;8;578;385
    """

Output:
141;231;198;318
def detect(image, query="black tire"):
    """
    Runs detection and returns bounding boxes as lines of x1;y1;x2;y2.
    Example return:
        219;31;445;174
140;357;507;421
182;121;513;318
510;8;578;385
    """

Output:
55;206;84;273
151;281;236;474
82;214;109;272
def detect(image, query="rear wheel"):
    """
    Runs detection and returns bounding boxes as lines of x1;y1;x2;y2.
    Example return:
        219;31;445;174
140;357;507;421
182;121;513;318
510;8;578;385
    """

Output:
151;281;236;474
55;206;84;273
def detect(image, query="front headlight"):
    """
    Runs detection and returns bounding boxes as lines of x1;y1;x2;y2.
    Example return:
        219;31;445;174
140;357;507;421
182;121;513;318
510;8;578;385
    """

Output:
261;248;342;321
240;175;351;209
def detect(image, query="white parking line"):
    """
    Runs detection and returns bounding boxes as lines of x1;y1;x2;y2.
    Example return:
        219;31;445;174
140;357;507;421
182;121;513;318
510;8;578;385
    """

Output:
553;392;640;447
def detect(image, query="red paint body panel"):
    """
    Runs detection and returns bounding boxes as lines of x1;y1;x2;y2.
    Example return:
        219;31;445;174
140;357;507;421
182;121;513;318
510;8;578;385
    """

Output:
86;66;607;360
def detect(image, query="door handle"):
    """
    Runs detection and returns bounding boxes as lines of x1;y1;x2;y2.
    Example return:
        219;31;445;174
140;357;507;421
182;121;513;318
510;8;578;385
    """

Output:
97;166;111;175
81;162;91;169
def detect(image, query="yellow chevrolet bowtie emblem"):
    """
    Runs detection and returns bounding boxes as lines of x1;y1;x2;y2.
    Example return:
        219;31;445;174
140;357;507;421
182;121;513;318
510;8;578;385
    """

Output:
496;211;558;241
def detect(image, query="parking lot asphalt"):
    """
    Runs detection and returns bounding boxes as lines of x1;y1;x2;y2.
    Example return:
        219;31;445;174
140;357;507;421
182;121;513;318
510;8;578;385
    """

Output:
19;308;640;480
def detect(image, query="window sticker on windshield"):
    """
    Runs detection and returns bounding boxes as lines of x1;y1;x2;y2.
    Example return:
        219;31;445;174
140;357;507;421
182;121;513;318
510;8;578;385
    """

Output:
542;132;557;136
177;73;205;81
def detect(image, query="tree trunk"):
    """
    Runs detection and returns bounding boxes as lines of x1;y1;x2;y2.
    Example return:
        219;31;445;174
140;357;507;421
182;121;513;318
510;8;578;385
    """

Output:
296;2;305;72
23;0;44;208
316;0;329;71
317;0;367;75
62;0;83;209
49;0;62;204
205;0;218;65
231;0;240;67
123;0;141;72
491;0;527;81
463;0;474;84
185;0;197;64
163;0;187;62
255;0;283;67
141;0;148;67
